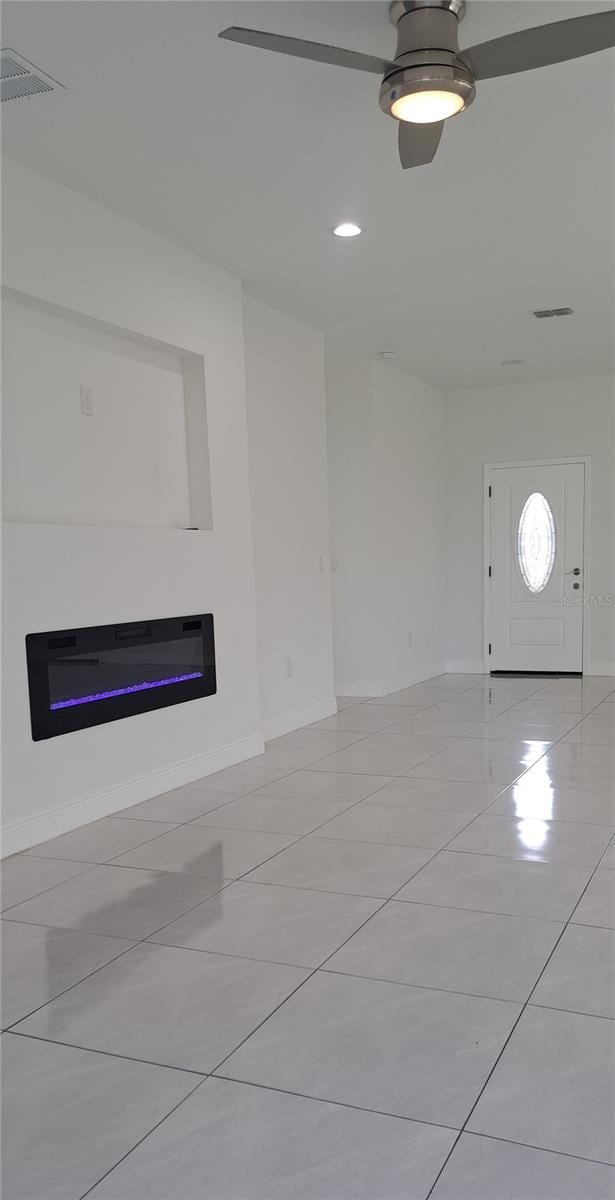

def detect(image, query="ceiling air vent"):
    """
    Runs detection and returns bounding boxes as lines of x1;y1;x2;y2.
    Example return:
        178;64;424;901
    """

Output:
531;307;574;319
1;48;64;103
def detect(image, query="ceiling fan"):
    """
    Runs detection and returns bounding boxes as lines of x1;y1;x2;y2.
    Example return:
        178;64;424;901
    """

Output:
219;0;615;169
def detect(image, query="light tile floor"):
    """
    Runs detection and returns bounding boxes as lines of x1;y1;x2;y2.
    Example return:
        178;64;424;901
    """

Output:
2;673;615;1199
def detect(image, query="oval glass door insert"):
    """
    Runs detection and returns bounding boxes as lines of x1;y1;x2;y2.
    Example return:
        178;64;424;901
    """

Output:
517;492;556;594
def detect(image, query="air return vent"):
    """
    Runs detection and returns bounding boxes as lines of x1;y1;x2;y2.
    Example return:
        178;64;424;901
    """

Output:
531;307;574;319
1;54;29;79
1;48;64;103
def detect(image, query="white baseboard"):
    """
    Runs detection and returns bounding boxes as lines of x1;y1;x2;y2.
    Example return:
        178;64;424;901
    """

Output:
333;682;377;698
446;660;615;678
445;660;488;674
335;664;446;699
2;732;265;857
262;696;338;742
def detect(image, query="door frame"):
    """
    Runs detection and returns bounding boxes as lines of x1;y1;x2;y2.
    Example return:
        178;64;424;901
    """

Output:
483;457;591;675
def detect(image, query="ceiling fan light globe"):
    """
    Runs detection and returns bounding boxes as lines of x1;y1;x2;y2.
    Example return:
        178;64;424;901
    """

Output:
379;63;475;125
391;89;465;122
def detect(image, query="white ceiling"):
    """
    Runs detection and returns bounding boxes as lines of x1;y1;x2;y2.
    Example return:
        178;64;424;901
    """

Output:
3;1;614;388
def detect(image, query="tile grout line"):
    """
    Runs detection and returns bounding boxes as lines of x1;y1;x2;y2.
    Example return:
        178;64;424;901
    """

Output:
3;761;411;1032
5;735;404;941
77;1071;208;1200
5;678;613;1197
445;1128;615;1170
0;860;101;916
210;797;614;1188
13;716;407;864
202;794;508;1083
4;789;611;1034
212;1070;464;1135
4;681;611;1195
6;697;611;1030
205;686;615;1184
424;817;615;1197
51;796;457;1199
204;839;458;1081
5;1028;208;1077
215;1072;615;1171
77;1068;464;1200
2;870;236;1030
402;693;615;866
11;675;605;863
68;690;550;1200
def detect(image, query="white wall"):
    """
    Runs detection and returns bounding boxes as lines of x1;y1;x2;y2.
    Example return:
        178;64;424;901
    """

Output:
243;297;336;736
3;300;191;529
1;159;263;853
326;352;447;695
445;375;615;674
372;361;447;688
325;353;381;691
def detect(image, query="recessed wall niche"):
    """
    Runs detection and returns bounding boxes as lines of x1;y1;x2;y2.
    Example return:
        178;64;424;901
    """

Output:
2;290;212;530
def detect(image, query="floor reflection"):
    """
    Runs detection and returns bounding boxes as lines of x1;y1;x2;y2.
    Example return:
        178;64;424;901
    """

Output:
512;753;554;853
41;840;226;1033
513;753;555;818
517;818;550;852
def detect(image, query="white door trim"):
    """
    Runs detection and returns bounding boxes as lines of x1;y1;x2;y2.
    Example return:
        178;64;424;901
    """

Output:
483;457;591;675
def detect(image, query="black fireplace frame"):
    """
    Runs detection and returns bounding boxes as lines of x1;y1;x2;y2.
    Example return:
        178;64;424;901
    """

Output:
26;613;216;741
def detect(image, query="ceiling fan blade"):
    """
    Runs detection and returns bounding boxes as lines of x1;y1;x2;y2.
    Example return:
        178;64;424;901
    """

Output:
398;120;444;169
219;27;396;75
461;9;615;81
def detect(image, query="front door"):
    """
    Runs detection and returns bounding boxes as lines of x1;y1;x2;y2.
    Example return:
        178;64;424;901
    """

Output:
488;462;585;672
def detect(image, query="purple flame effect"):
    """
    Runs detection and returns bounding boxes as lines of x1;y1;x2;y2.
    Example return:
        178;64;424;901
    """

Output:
50;671;204;711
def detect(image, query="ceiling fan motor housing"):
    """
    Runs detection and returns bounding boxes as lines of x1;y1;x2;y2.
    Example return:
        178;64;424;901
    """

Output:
380;0;476;120
219;6;615;167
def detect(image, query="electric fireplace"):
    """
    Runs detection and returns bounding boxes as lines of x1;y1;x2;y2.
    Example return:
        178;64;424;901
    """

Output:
26;614;216;740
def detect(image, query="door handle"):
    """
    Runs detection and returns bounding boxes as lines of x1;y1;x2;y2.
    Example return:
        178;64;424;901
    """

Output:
565;568;581;576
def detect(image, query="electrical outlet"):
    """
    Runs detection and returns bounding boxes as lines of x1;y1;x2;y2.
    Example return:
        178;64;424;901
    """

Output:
80;385;94;417
319;555;325;574
331;557;338;572
285;657;293;679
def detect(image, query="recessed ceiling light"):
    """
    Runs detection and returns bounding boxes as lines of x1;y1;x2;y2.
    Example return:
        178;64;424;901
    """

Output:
332;222;362;238
378;349;396;359
501;359;525;366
